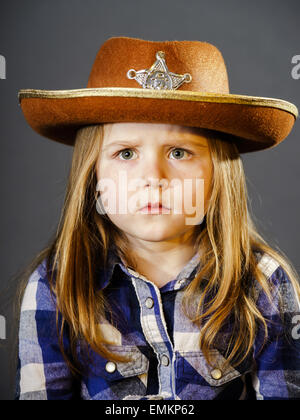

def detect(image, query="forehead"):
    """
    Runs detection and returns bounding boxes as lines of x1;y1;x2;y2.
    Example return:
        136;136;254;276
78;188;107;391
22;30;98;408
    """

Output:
102;122;211;146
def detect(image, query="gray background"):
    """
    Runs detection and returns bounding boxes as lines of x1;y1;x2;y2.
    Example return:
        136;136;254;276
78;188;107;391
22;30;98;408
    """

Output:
0;0;299;400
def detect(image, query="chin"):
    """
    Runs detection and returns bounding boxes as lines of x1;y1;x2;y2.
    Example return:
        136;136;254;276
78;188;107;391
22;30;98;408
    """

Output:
131;225;186;242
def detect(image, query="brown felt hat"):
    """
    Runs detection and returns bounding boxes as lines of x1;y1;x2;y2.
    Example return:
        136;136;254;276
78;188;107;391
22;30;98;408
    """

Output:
18;36;298;153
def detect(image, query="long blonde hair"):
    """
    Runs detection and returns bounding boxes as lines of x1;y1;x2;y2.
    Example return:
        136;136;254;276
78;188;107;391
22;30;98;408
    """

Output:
16;123;300;375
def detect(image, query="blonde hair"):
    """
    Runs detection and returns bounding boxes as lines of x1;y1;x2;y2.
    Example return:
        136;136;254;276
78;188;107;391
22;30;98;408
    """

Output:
16;124;300;375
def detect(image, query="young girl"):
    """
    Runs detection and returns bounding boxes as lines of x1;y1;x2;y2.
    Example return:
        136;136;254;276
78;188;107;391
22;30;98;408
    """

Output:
15;36;300;400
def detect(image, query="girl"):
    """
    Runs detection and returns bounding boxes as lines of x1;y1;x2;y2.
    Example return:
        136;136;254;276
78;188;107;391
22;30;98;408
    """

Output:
15;36;300;400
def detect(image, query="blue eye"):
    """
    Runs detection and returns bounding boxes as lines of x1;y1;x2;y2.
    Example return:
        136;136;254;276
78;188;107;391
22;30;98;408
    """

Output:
118;149;136;160
170;148;191;159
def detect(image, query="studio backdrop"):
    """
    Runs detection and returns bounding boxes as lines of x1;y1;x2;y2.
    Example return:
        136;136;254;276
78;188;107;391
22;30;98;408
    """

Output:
0;0;299;400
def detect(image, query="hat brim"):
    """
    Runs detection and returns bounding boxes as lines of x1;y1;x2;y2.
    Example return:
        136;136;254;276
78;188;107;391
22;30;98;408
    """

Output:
18;87;298;153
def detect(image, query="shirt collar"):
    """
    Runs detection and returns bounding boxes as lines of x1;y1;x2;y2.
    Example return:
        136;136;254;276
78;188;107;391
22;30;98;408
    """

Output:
98;245;124;290
98;245;202;292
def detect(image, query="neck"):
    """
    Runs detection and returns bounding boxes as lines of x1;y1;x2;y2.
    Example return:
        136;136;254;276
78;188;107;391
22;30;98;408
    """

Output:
123;228;202;286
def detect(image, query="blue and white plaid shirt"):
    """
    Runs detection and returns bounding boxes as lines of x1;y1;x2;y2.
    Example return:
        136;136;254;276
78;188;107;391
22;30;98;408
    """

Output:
15;247;300;400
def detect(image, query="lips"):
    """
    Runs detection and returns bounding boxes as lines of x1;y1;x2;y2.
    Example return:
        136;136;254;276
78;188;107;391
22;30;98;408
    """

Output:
138;202;170;214
140;202;169;210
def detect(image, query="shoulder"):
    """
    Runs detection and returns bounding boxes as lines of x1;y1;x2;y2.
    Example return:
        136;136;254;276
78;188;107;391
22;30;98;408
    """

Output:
19;258;60;347
21;258;57;313
253;250;300;313
254;250;280;280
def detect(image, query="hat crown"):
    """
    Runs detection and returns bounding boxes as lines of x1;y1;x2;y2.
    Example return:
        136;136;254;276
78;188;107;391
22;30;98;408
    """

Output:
19;35;297;152
87;37;230;94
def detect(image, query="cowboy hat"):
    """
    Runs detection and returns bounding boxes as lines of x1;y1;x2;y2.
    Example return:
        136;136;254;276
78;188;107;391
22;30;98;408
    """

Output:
18;36;298;153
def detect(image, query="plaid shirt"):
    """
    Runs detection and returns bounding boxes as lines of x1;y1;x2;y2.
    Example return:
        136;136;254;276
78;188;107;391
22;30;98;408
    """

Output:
15;247;300;400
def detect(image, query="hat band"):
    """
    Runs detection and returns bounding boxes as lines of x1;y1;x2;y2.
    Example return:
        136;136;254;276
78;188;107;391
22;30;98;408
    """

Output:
18;87;298;118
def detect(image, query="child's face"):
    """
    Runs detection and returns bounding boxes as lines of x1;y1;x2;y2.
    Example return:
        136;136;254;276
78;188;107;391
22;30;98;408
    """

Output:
96;123;213;243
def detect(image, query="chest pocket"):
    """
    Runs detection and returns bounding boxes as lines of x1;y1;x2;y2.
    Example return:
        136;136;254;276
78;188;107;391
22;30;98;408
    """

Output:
89;345;149;382
176;349;252;387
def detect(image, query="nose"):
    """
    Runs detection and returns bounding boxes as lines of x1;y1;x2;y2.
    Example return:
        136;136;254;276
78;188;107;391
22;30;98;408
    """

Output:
142;153;168;189
145;176;165;189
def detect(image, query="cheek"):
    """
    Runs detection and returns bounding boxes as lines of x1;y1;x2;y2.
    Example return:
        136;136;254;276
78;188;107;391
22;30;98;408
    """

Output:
96;160;119;210
96;156;110;180
96;157;122;191
97;163;138;215
180;160;213;199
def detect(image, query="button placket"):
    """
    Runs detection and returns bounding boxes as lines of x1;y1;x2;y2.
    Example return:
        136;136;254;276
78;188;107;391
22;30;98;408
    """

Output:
129;276;175;398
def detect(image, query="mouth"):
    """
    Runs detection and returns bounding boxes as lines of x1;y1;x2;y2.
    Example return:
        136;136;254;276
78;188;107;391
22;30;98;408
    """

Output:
138;202;170;214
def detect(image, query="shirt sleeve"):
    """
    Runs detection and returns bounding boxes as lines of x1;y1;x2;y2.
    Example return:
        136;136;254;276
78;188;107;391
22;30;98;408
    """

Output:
252;261;300;400
15;260;79;400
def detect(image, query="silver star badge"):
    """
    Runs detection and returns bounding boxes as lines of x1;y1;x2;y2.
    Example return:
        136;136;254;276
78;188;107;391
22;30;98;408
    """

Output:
127;51;192;90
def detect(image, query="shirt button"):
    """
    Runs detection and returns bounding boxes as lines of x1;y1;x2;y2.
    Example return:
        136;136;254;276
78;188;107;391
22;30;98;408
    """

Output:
105;361;117;373
161;354;170;366
145;297;154;309
210;368;222;380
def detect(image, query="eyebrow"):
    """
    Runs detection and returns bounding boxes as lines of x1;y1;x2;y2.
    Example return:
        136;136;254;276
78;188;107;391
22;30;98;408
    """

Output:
103;139;208;150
